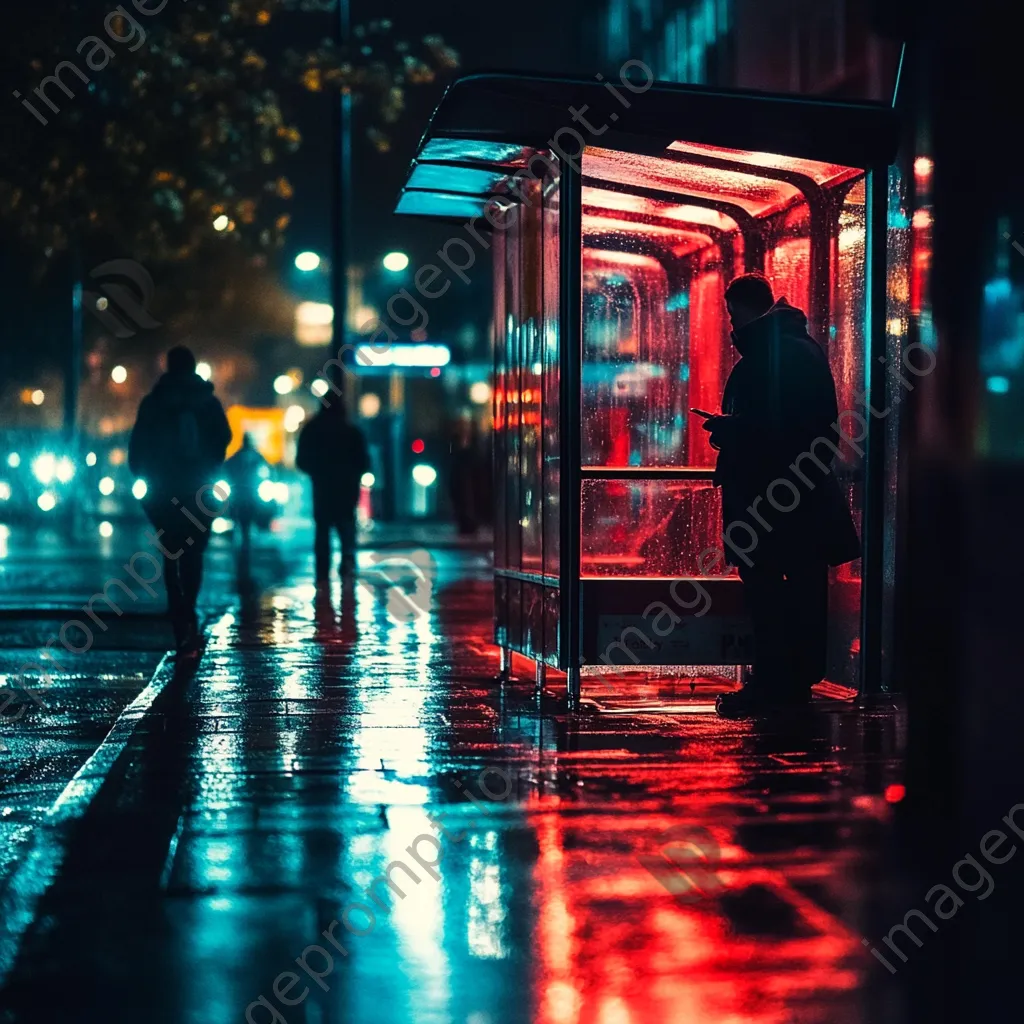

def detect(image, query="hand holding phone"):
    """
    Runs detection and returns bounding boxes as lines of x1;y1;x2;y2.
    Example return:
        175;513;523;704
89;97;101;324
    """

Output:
689;407;717;420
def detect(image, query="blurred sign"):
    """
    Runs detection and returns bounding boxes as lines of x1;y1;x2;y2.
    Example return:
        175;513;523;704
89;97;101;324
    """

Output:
346;343;451;372
226;406;287;465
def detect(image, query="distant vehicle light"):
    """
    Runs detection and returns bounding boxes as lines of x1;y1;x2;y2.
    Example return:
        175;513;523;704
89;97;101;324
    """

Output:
37;491;56;512
361;472;375;488
258;480;276;502
215;479;231;500
382;251;410;273
98;476;116;496
85;451;97;467
274;374;295;395
32;453;56;485
99;521;114;538
196;361;212;381
56;456;75;484
284;404;306;433
7;453;20;468
412;463;437;487
0;482;10;502
132;479;148;500
212;517;233;534
111;365;128;384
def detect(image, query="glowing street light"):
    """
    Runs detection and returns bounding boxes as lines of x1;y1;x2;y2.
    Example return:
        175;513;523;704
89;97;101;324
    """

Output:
196;361;212;381
382;251;410;273
30;389;45;406
294;251;322;272
213;214;230;232
111;365;127;384
274;374;295;395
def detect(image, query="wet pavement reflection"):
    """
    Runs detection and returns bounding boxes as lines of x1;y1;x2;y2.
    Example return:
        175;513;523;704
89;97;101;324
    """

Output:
0;547;907;1023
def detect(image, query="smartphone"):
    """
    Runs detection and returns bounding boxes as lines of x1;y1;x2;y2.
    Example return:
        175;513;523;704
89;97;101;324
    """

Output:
689;407;717;419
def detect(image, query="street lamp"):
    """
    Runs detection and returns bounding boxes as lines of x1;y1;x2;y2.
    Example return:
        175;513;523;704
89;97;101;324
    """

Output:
111;365;127;384
295;251;322;272
382;251;410;273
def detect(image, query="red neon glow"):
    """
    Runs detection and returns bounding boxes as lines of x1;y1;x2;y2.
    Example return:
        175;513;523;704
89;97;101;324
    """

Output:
586;145;804;218
667;140;862;188
885;784;906;804
429;366;441;377
411;438;425;454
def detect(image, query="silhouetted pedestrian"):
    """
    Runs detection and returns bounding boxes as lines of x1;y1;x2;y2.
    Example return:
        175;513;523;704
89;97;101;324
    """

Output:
296;396;369;581
225;433;269;555
129;346;232;656
704;274;860;717
449;417;482;535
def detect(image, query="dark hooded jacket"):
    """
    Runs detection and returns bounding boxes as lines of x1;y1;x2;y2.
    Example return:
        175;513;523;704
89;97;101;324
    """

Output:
128;370;232;499
296;407;370;517
711;299;860;568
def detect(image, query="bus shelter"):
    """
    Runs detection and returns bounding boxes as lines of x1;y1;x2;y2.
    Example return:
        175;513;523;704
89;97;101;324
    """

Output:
396;74;901;704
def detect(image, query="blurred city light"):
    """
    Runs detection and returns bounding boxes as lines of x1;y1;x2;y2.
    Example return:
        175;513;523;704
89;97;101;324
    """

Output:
273;482;289;504
212;517;232;534
7;453;20;468
37;492;56;512
196;362;212;381
274;374;295;395
32;453;56;485
85;452;97;467
469;381;492;405
213;214;230;232
31;390;45;406
55;457;75;484
132;479;148;500
99;521;114;538
258;480;276;502
429;367;441;378
361;472;375;488
411;438;425;454
358;393;381;418
98;476;115;496
111;365;128;384
310;379;329;398
382;251;410;273
412;463;437;487
215;479;231;499
987;375;1011;394
284;405;306;432
0;482;11;502
295;302;334;346
294;251;322;272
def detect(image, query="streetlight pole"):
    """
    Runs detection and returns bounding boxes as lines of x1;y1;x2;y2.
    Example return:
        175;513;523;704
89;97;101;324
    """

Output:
332;0;352;398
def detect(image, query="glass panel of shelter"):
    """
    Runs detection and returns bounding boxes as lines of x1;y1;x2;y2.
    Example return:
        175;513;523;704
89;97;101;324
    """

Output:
579;142;869;685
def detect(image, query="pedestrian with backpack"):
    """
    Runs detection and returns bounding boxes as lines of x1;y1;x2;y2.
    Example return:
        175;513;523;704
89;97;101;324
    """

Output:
129;346;232;656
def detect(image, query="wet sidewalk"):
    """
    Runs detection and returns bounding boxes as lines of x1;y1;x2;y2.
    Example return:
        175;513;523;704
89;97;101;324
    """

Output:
0;546;907;1024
